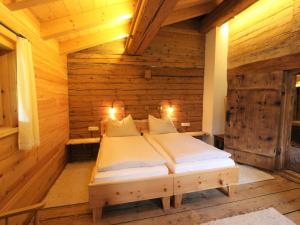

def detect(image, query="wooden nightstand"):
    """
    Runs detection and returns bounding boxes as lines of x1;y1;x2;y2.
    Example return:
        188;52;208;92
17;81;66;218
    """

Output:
214;134;224;150
184;131;208;140
66;137;100;162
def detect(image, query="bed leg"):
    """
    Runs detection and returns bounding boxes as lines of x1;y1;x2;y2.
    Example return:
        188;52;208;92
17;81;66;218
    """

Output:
227;185;236;197
92;207;102;225
162;196;170;210
174;194;183;209
219;185;236;197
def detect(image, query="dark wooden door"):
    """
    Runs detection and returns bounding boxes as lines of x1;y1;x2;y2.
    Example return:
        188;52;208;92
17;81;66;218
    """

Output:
224;71;283;170
285;72;300;172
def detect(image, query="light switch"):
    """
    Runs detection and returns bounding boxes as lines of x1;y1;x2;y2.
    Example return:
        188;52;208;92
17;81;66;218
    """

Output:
88;126;99;131
181;122;190;127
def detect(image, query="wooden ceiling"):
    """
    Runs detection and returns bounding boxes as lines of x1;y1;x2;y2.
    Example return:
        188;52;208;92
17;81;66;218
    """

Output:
1;0;223;54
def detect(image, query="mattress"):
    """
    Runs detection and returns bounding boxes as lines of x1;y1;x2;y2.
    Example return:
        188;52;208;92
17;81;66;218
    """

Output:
94;165;169;183
144;132;231;164
170;158;235;174
97;135;166;172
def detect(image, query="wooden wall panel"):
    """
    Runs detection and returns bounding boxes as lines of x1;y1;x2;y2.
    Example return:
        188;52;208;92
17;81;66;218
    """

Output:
0;2;69;221
68;22;204;138
228;0;299;69
226;0;300;170
225;70;283;170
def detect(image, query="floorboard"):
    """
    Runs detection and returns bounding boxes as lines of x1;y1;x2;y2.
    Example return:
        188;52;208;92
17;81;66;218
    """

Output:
40;175;300;225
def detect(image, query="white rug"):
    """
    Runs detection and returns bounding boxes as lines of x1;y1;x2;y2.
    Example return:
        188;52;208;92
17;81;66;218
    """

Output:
44;162;274;207
201;208;296;225
44;161;94;207
238;164;274;185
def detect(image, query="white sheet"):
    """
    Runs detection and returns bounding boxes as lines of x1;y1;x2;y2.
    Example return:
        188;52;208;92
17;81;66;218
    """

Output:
94;165;168;183
144;133;231;164
97;136;165;172
170;158;235;173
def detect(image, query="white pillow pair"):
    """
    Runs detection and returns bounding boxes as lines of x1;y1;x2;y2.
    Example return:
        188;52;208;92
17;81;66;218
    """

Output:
106;114;177;137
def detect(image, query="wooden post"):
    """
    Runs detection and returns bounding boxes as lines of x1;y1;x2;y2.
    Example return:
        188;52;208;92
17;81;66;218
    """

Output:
227;185;236;197
161;196;170;210
218;185;236;197
34;210;40;225
174;194;183;209
92;207;102;225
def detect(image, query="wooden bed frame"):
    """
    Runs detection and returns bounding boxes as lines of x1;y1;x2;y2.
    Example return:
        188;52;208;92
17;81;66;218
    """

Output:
132;119;240;208
173;166;239;208
89;119;172;224
89;118;239;223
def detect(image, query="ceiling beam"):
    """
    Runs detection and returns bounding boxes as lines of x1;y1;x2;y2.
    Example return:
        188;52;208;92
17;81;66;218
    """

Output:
3;0;59;11
59;23;130;55
126;0;179;55
41;1;135;40
174;0;211;10
163;2;216;26
199;0;258;33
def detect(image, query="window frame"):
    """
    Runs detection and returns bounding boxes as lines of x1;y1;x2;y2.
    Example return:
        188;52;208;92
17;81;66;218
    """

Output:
0;25;18;139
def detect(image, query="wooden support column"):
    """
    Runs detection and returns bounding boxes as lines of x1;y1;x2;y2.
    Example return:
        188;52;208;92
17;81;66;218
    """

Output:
174;194;183;209
126;0;179;55
161;196;171;210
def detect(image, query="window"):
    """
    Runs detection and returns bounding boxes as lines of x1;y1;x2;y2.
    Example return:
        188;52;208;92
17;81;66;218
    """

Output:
0;26;18;135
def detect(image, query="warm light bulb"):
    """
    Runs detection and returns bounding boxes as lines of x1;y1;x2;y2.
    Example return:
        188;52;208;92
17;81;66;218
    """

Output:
296;81;300;88
109;107;116;119
167;106;174;114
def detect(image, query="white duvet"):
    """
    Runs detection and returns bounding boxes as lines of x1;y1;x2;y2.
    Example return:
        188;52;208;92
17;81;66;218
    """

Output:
145;133;231;164
94;166;168;182
97;136;166;172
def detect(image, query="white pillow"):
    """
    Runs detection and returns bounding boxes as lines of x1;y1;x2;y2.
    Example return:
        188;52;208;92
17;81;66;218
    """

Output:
148;115;177;134
106;115;140;137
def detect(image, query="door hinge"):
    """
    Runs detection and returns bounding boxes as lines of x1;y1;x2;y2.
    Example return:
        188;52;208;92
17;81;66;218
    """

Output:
275;147;281;156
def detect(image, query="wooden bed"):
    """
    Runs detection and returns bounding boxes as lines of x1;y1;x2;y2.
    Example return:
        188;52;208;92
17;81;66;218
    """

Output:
141;120;240;208
173;166;239;208
88;119;173;224
89;119;239;223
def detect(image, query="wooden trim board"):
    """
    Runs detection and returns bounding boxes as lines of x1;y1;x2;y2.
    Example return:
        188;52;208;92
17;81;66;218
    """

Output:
173;166;239;207
174;166;239;195
88;166;173;224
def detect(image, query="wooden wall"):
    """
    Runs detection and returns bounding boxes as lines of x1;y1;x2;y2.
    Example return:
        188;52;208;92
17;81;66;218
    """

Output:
296;88;300;120
228;0;300;69
68;21;205;138
0;2;69;221
226;0;300;169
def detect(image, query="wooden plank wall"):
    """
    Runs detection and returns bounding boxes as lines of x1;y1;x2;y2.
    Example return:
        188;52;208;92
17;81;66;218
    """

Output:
68;21;205;138
226;0;300;169
228;0;299;69
0;2;69;222
295;83;300;120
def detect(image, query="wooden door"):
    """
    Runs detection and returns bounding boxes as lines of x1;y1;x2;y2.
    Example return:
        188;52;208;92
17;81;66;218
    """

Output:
224;71;284;170
284;72;300;172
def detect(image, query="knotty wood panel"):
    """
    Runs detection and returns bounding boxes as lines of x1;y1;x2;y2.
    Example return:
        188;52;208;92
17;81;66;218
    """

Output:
228;0;300;69
0;2;69;222
68;22;204;138
226;0;300;169
225;70;283;170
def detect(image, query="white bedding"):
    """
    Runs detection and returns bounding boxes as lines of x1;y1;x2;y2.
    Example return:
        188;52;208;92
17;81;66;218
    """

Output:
170;158;235;173
94;165;169;183
97;136;166;172
144;132;231;164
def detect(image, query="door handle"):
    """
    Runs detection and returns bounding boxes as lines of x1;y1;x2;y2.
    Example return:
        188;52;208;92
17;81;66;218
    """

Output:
226;110;231;123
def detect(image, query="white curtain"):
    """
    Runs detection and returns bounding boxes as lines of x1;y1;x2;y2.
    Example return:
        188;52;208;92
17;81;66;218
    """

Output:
17;37;40;150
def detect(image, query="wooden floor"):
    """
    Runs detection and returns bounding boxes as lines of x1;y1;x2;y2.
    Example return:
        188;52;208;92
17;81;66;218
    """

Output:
39;175;300;225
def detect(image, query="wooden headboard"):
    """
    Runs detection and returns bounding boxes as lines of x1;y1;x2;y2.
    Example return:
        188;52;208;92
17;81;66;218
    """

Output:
100;119;148;136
